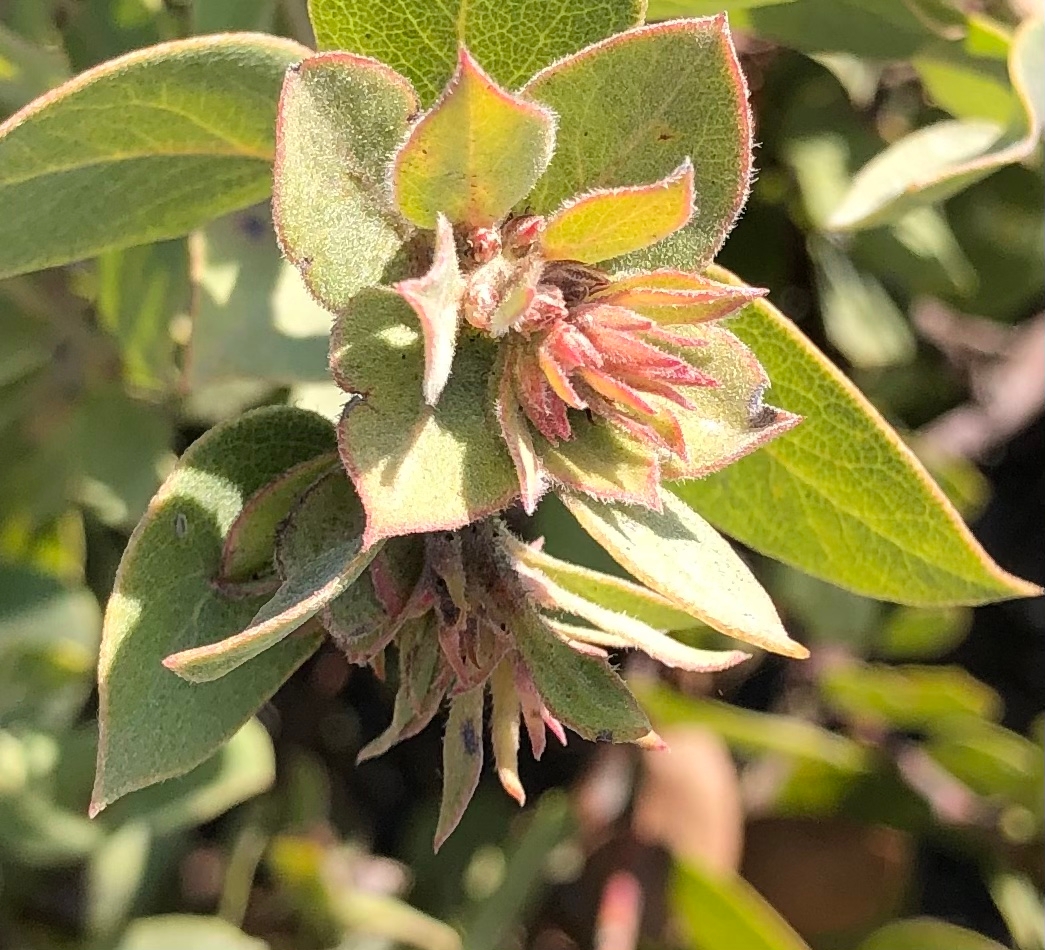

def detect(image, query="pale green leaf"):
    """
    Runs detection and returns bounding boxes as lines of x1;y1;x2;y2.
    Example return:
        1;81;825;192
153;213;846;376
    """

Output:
330;288;517;545
308;0;643;103
192;0;277;33
393;48;555;228
96;239;190;392
648;0;794;15
562;490;808;658
435;685;485;851
395;214;465;405
820;662;1001;730
858;919;1007;950
523;17;752;269
163;538;380;683
273;51;417;312
504;536;706;632
674;861;813;950
187;208;333;389
828;17;1043;230
675;266;1042;605
637;682;868;771
0;21;69;114
114;915;268;950
92;407;335;814
540;161;695;264
513;608;653;744
0;34;309;279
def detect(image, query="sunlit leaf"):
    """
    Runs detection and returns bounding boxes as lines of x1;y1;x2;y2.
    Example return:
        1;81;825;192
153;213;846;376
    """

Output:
392;48;555;229
524;17;752;269
676;266;1042;605
308;0;643;102
0;34;309;279
330;288;517;546
92;407;334;814
563;490;808;658
273;51;417;312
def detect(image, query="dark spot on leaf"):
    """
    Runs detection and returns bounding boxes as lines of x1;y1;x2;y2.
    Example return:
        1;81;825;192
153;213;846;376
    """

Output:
461;719;480;756
748;394;780;430
174;512;188;538
288;62;302;73
299;257;313;272
657;132;674;141
596;729;613;742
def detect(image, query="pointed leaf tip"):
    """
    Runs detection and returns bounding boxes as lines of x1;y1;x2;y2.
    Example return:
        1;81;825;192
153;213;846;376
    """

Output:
394;214;464;405
540;161;696;264
393;47;556;228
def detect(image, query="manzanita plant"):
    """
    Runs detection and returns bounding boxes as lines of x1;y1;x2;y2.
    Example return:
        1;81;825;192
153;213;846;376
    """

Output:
1;0;1037;851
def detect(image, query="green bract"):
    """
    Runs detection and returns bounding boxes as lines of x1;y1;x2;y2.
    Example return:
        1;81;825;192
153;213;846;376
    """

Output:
0;0;1029;854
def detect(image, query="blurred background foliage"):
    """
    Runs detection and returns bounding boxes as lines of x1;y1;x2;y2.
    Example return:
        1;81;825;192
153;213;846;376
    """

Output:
0;0;1041;948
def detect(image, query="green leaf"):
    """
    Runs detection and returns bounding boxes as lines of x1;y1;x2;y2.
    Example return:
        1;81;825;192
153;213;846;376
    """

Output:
114;915;268;950
858;918;1007;950
163;538;380;683
435;685;485;852
876;607;970;660
0;34;310;279
220;454;339;584
513;608;652;744
308;0;643;103
393;48;555;229
187;208;332;389
523;17;752;269
819;663;1001;731
96;239;190;392
638;682;868;772
192;0;277;33
0;566;99;729
648;0;794;13
505;536;706;632
273;51;417;313
562;490;808;658
92;406;335;814
673;861;813;950
330;288;518;546
828;17;1043;230
539;161;695;264
395;214;465;405
676;266;1042;606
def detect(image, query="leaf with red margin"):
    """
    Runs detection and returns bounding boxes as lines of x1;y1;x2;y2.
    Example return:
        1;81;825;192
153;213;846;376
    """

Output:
540;161;695;264
274;51;418;313
92;407;335;815
494;349;545;515
537;417;661;509
563;489;809;659
392;47;556;228
330;288;518;547
654;322;801;481
523;16;752;270
394;214;465;406
596;270;767;324
675;266;1044;606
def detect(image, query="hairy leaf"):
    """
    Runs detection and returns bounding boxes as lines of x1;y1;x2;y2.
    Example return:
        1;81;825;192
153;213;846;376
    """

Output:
273;51;417;312
596;270;766;324
92;407;335;814
676;267;1042;605
523;17;752;269
490;659;525;805
392;49;555;229
331;288;518;546
562;490;807;658
540;161;695;264
220;454;339;584
0;34;309;279
395;214;465;405
163;538;380;683
513;609;652;744
308;0;643;103
435;685;485;851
